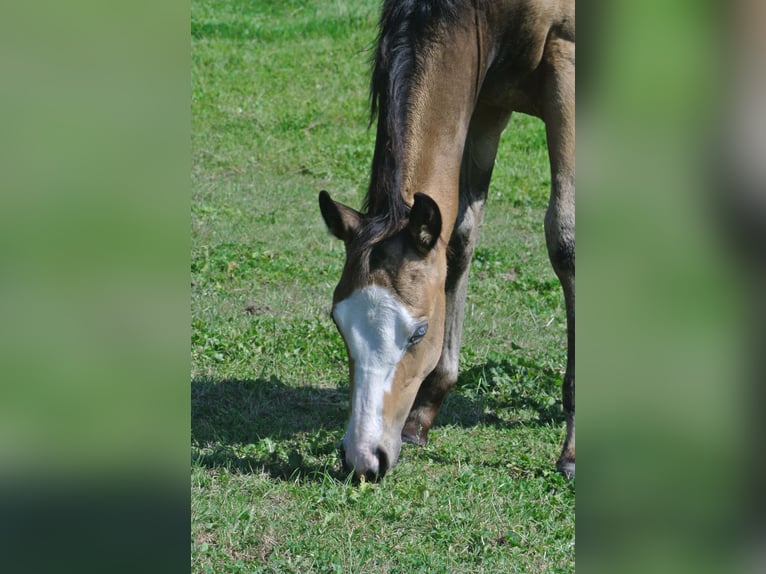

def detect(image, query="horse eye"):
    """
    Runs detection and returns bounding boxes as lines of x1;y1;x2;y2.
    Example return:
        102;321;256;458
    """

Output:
409;323;428;345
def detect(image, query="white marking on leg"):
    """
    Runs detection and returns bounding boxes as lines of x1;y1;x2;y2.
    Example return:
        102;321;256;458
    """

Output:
333;285;417;472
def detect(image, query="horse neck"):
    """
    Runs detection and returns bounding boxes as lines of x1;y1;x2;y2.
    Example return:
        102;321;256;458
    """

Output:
369;25;481;243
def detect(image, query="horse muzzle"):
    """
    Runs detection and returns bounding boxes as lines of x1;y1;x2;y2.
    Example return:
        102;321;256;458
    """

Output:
340;440;394;481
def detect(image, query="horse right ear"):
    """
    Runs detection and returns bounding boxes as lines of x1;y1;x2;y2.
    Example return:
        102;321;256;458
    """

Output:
319;190;362;242
408;193;442;254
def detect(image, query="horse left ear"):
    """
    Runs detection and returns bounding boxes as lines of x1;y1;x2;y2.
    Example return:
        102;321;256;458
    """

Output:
408;193;441;253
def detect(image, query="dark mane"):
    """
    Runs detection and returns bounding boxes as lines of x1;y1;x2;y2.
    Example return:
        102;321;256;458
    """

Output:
362;0;465;229
351;1;467;273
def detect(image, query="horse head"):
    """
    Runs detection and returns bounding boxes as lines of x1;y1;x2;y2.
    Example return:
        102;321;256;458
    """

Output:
319;190;446;479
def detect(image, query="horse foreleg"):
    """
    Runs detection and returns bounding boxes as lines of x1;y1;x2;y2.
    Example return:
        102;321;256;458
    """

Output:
402;106;511;446
401;199;485;446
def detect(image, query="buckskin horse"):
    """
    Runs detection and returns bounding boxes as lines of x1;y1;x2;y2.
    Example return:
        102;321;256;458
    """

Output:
319;0;575;480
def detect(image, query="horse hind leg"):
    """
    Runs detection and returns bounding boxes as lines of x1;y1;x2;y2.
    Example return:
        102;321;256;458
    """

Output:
541;36;576;479
402;105;511;446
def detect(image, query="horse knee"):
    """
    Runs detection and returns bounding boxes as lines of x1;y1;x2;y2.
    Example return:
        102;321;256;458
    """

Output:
447;200;484;280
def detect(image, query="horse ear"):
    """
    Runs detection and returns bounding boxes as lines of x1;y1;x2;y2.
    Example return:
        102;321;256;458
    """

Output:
319;190;362;241
408;193;441;253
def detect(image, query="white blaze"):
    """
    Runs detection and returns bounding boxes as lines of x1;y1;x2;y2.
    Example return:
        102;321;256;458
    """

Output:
332;285;416;472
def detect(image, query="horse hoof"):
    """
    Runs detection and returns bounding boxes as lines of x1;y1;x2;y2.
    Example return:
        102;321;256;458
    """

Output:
556;458;575;479
401;430;428;446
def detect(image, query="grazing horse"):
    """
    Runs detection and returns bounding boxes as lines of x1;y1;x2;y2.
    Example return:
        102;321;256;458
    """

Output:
319;0;574;480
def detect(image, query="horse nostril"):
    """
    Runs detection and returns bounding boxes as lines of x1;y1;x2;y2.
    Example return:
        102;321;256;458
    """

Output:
340;444;389;480
376;447;389;478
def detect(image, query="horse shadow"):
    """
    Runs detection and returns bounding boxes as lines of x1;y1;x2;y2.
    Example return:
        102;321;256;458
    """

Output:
191;355;562;480
191;376;350;480
437;355;565;430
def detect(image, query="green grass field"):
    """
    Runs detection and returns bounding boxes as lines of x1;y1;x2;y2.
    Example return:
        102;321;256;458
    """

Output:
192;0;574;571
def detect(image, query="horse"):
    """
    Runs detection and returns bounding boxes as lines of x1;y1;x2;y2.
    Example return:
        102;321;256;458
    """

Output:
319;0;574;480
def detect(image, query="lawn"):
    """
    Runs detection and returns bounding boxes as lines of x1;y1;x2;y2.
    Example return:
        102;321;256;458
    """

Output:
191;0;574;571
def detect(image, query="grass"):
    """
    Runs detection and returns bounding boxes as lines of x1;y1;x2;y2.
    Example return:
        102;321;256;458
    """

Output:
191;0;574;571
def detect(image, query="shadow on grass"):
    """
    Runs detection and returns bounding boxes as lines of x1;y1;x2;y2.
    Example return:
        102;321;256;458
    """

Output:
192;354;563;480
192;376;350;480
192;376;348;443
437;356;565;430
